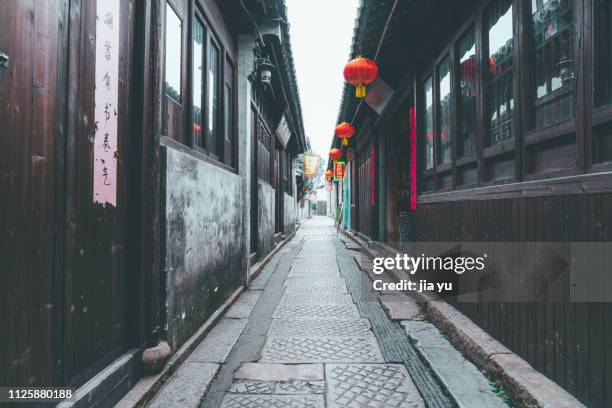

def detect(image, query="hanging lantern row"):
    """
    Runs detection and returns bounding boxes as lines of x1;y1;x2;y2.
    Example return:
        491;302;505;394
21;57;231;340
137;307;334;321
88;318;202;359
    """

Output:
335;122;355;146
343;55;378;98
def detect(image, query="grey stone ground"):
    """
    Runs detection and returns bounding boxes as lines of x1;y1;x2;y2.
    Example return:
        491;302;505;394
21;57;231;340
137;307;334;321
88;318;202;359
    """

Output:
146;216;506;408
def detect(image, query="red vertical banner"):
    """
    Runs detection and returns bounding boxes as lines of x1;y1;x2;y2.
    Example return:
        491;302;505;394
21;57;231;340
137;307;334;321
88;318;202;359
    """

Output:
410;105;417;210
371;144;375;207
334;161;345;181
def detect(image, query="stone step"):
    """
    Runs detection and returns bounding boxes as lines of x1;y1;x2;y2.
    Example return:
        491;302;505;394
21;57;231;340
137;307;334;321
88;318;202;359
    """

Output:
379;295;423;320
401;320;507;408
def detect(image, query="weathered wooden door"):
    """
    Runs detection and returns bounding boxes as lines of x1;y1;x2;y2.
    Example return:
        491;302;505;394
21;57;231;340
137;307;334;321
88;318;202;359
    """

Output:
60;0;138;386
0;0;139;387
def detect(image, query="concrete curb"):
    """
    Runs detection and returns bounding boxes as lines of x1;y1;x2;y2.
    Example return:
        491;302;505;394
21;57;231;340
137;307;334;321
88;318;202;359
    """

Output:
338;228;585;408
117;224;299;407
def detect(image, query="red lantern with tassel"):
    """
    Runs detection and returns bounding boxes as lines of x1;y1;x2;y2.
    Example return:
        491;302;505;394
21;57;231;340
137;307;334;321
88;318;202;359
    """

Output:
335;122;355;146
325;169;334;181
329;147;342;163
343;56;378;98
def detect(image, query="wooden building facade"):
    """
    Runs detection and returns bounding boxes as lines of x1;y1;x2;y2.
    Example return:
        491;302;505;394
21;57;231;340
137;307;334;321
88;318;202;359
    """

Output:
0;0;306;405
331;0;612;406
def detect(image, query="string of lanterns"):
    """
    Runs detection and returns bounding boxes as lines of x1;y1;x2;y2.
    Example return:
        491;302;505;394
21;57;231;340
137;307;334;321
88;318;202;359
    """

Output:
327;55;379;182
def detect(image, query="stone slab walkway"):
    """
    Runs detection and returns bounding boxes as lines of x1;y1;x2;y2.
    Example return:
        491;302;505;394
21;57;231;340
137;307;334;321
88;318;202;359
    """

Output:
144;216;505;408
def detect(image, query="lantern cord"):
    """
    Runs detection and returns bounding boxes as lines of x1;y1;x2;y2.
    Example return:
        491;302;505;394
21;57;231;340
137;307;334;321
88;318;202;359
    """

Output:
374;0;399;61
350;0;398;125
240;0;265;47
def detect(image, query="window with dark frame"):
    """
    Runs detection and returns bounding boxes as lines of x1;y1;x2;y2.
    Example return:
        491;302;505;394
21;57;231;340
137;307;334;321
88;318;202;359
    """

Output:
224;57;235;166
457;26;477;157
192;16;205;148
162;1;238;169
593;0;612;164
416;0;612;196
594;0;612;108
528;0;575;131
165;3;182;103
208;41;221;158
486;0;514;144
437;56;452;165
424;76;434;170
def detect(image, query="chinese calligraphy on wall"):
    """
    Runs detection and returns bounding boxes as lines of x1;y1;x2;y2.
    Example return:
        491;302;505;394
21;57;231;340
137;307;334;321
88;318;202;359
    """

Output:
93;0;120;206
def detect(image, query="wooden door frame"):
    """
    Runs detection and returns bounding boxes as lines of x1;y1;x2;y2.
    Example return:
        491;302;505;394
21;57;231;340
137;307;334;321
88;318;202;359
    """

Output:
58;0;154;385
134;0;164;352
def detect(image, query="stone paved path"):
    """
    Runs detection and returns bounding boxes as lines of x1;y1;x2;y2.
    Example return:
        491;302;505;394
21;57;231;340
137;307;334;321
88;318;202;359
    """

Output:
147;216;505;407
212;217;425;408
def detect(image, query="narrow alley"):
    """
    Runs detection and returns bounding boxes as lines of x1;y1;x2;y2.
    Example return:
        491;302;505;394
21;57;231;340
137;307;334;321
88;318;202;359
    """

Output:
4;0;612;406
136;217;504;408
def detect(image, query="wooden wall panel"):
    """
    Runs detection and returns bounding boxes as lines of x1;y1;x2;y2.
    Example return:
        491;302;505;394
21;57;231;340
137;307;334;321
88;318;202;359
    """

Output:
414;193;612;408
0;0;63;386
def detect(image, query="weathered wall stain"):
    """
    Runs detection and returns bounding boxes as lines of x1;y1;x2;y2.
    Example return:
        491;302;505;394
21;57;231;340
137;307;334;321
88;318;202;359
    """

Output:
258;181;275;256
163;146;244;349
283;192;296;234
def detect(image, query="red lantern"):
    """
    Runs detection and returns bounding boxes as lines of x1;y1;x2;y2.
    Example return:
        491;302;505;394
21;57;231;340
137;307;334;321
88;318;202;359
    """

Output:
335;122;355;146
329;147;342;162
343;56;378;98
325;169;334;181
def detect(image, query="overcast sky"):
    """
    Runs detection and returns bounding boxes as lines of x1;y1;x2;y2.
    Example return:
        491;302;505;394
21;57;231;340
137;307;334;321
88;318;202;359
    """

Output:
285;0;359;159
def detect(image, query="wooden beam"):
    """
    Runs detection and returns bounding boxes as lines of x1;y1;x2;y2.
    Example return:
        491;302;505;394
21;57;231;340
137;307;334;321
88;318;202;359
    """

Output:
418;171;612;203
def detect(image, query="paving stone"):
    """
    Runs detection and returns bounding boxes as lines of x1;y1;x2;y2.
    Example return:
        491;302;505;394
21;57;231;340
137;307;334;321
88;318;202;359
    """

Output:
292;257;338;264
186;318;247;363
381;298;423;320
288;266;340;278
296;249;336;254
283;283;348;295
268;318;372;337
290;263;339;270
276;381;325;394
272;304;359;319
260;336;384;363
227;381;275;394
225;291;261;319
354;256;374;272
345;242;361;250
326;363;425;408
295;255;336;261
401;320;506;408
221;393;324;408
400;320;450;347
148;362;219;408
233;363;324;381
284;277;346;288
227;380;325;394
249;270;273;290
278;293;354;305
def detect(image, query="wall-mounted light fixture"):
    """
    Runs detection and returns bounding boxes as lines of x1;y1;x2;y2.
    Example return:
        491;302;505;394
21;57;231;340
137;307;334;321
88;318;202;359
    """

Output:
257;56;275;89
